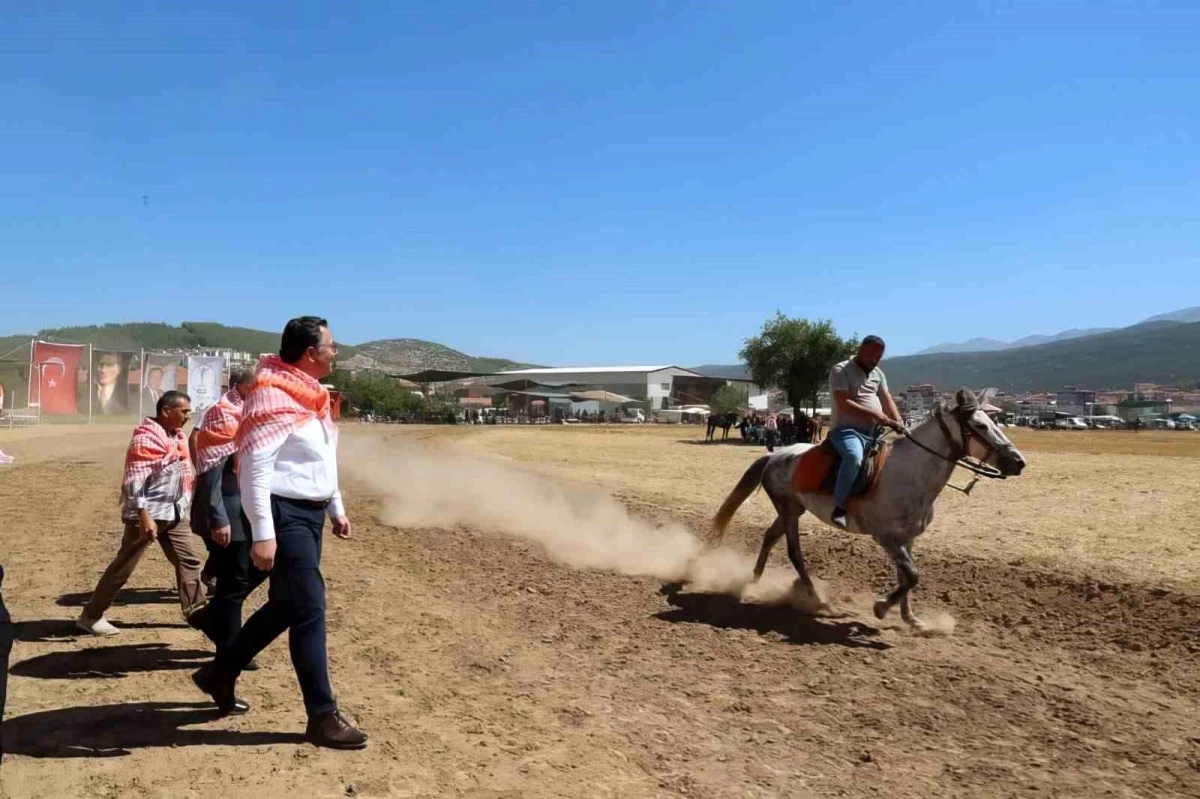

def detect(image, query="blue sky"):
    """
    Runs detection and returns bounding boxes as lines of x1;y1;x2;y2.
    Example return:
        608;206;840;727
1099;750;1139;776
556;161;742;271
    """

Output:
3;1;1198;363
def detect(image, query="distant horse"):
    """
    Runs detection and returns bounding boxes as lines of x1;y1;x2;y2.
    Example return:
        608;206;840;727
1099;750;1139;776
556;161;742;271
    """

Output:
709;390;1026;627
706;412;737;442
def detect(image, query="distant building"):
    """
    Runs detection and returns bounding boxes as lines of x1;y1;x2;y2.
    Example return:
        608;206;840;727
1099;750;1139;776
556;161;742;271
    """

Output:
490;365;741;410
1056;387;1096;418
897;384;941;418
198;348;254;366
1014;393;1057;418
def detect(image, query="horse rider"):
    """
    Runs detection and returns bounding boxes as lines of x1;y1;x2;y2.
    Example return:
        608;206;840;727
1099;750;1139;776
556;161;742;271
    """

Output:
828;335;907;529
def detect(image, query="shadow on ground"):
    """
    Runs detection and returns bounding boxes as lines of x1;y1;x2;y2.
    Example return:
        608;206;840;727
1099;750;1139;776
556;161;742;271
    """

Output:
9;643;210;680
13;619;187;643
56;588;177;607
1;702;305;758
656;589;888;650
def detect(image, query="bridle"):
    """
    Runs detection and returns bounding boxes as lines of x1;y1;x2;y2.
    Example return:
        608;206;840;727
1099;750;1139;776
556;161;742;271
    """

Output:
900;403;1007;494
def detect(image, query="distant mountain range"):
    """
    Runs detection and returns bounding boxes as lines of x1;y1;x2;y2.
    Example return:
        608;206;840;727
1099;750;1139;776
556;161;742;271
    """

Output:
5;307;1200;398
885;318;1200;392
0;322;537;376
914;306;1200;354
693;308;1200;393
690;363;754;381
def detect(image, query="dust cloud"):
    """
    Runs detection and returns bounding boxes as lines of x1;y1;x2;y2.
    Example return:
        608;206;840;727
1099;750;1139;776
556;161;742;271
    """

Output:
342;438;819;605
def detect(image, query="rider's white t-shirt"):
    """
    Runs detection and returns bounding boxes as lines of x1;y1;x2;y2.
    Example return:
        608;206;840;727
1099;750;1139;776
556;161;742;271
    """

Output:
829;359;888;433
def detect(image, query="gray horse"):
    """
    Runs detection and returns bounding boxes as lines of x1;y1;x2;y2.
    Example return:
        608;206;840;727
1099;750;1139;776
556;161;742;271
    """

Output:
710;389;1026;628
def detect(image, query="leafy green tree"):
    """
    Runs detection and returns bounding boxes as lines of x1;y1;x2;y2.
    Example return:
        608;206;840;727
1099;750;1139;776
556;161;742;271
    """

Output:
740;313;855;414
709;384;748;414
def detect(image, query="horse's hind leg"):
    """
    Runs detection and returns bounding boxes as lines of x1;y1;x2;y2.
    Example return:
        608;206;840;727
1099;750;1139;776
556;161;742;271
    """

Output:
782;503;818;597
873;542;921;626
753;517;784;581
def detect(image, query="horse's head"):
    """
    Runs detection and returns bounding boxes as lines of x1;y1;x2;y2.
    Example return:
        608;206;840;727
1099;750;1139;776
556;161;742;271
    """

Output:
945;388;1026;477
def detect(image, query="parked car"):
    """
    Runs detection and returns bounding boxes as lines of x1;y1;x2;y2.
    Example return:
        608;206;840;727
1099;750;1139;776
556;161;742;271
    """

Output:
1055;417;1088;430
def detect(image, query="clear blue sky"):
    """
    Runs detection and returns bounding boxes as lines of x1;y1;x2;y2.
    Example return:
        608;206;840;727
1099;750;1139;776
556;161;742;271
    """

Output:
3;1;1198;363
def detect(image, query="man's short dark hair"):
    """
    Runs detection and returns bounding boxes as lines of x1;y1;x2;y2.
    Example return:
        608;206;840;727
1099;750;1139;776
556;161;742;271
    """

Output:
156;390;189;417
229;366;255;386
280;316;328;364
861;335;886;350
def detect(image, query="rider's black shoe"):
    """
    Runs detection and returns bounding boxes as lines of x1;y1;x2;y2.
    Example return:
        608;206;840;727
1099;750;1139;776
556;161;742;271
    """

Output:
830;507;849;529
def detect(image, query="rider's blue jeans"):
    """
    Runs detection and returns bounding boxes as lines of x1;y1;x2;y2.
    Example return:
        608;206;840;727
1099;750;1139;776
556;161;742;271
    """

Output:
829;426;868;510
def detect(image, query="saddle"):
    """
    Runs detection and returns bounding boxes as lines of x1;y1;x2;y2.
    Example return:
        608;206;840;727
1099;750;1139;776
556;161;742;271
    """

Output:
791;435;891;499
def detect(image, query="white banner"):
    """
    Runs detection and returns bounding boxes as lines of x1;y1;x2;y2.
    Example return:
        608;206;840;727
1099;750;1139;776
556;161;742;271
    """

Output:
187;355;226;415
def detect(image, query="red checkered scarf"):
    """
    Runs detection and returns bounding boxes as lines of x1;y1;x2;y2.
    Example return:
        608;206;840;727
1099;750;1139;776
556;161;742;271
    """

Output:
236;355;336;455
121;417;194;503
194;388;244;475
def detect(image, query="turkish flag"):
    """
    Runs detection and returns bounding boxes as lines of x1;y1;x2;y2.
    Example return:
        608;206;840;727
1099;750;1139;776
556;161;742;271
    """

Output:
30;341;85;415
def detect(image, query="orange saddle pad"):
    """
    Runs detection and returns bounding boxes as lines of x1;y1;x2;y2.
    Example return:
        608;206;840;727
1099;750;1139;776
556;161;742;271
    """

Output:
792;444;837;493
791;441;891;497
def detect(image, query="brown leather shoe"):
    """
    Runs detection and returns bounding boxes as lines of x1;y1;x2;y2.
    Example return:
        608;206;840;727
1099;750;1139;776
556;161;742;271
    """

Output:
306;708;368;750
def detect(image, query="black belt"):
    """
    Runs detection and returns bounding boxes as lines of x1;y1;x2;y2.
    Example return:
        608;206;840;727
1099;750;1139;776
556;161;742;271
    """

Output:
272;495;331;510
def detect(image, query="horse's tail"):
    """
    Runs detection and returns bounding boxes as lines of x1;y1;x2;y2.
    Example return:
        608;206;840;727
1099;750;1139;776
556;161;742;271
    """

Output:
710;454;770;544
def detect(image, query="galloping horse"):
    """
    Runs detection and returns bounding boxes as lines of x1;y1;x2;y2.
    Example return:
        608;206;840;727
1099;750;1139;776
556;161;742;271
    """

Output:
705;411;737;443
709;389;1026;627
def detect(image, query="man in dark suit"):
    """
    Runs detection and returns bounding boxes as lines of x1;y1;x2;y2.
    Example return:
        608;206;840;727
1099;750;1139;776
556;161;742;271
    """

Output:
141;366;166;412
190;367;262;664
1;565;13;761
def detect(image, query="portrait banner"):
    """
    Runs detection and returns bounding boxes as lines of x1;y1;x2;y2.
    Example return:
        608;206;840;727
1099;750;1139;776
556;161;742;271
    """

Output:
143;353;185;412
92;350;135;416
29;341;86;415
187;356;225;415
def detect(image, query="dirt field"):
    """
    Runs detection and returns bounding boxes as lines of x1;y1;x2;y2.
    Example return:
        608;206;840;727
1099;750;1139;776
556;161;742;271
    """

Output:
0;423;1196;798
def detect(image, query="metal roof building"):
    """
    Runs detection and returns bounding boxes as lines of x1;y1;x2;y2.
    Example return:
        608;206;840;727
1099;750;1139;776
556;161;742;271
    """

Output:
490;365;731;410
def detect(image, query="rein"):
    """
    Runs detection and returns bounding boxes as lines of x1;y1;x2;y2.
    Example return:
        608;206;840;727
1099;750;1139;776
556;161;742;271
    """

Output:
900;405;1006;495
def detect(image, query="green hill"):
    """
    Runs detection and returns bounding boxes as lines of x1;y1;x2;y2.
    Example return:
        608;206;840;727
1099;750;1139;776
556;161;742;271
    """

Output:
0;322;535;409
349;338;537;374
883;321;1200;392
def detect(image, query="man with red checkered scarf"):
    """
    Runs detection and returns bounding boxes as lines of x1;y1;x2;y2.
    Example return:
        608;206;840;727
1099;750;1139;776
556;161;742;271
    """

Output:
76;390;208;636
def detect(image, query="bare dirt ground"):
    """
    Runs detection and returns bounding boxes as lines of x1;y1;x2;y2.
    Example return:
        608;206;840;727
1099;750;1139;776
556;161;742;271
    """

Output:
0;423;1197;798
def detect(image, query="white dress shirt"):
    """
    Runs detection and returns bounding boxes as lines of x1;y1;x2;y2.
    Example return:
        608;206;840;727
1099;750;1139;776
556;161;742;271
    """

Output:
239;417;345;542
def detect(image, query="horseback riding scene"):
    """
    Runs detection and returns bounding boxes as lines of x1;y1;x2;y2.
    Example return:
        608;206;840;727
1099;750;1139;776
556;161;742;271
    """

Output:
2;7;1196;797
709;335;1027;629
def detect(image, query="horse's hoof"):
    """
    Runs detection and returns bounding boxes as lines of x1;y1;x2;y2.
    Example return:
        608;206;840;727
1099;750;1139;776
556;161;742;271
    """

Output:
903;615;926;630
872;600;890;620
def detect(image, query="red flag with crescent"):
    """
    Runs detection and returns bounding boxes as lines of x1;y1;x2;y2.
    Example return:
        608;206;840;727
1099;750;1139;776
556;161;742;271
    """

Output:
30;341;85;415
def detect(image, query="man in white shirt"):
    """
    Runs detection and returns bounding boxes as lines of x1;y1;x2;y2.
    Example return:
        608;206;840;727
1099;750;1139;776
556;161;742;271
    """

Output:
192;316;366;750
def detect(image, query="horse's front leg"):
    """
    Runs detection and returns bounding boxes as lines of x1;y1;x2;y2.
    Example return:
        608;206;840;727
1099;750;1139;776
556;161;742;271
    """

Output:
873;542;922;627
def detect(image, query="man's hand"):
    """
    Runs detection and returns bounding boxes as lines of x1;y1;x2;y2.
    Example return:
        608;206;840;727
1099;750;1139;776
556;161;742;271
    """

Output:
251;539;277;572
138;511;157;542
331;515;353;540
212;525;232;548
886;418;908;435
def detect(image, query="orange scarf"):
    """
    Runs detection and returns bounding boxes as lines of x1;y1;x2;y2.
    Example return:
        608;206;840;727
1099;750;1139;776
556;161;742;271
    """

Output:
236;354;335;454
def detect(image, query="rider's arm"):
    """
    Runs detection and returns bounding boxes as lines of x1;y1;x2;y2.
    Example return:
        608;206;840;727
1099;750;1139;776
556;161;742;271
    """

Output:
833;389;893;426
880;389;904;426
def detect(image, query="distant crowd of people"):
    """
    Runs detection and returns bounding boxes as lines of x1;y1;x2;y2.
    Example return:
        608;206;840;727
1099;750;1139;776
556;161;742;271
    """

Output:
738;411;823;451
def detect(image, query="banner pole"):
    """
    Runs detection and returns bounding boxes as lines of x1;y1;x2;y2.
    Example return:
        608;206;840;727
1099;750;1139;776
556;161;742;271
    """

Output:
27;338;34;411
138;348;145;419
88;344;94;424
